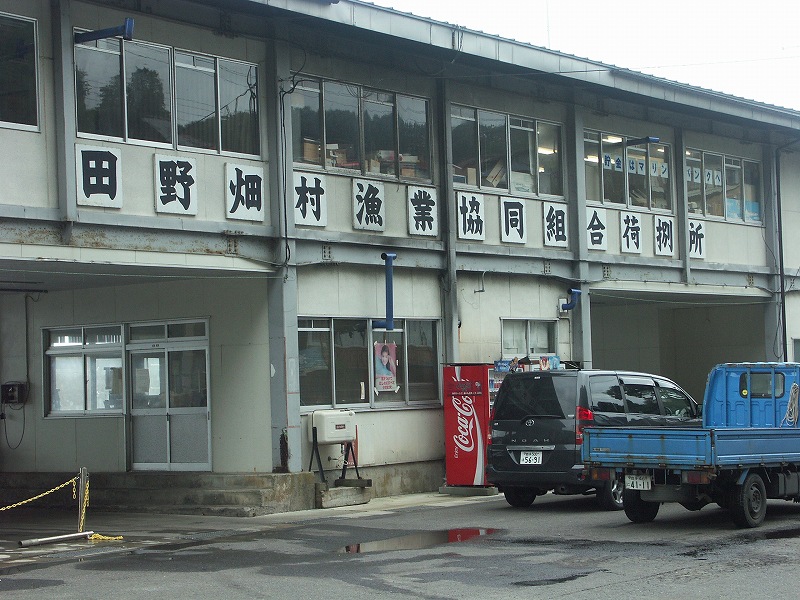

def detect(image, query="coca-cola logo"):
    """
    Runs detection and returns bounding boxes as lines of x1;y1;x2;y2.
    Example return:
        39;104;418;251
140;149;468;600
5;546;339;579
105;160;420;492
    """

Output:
452;395;478;454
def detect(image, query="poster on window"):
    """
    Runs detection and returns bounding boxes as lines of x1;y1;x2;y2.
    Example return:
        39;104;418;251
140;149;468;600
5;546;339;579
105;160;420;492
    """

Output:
374;342;398;392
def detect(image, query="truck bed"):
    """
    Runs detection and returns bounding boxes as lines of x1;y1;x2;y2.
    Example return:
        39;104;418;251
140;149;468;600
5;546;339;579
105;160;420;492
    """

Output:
583;426;800;471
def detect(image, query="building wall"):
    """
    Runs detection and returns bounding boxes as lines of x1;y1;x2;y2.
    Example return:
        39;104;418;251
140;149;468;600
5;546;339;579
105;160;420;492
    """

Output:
0;277;273;474
592;300;768;400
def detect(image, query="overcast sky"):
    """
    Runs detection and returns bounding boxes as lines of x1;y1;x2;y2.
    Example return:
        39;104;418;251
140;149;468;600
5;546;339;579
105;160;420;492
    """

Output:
365;0;800;111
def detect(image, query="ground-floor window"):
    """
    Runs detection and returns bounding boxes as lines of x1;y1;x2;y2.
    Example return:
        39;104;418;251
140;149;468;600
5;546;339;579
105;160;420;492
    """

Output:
44;320;208;416
501;318;557;360
298;317;441;408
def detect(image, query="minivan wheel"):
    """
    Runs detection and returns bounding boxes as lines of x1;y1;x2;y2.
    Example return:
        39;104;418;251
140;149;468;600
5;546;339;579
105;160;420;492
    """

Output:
503;487;537;508
596;479;624;511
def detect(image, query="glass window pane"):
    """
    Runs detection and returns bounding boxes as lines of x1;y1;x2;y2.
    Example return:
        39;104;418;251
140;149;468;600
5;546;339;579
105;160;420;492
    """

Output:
624;383;661;415
50;355;84;411
333;319;368;404
167;322;206;338
75;43;123;137
584;131;601;202
537;122;562;196
589;374;625;413
299;329;332;406
85;326;122;345
131;352;166;408
324;81;360;170
0;15;37;126
374;332;403;401
398;95;429;179
744;160;762;222
502;320;526;356
451;106;477;185
176;53;217;150
479;110;507;189
602;134;625;203
650;143;671;210
130;324;165;341
363;90;395;176
169;349;207;408
704;153;724;217
686;149;703;214
529;321;554;354
125;42;172;143
510;124;535;194
725;157;743;219
88;354;123;410
50;328;83;347
657;386;693;416
219;60;259;155
627;144;648;207
292;79;321;165
406;321;438;402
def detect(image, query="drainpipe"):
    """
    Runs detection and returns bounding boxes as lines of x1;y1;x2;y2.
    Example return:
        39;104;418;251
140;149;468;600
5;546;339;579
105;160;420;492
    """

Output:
561;288;582;311
775;139;800;360
373;252;396;331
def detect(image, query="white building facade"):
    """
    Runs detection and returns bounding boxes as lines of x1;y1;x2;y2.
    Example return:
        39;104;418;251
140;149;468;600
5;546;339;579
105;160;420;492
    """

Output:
1;0;799;507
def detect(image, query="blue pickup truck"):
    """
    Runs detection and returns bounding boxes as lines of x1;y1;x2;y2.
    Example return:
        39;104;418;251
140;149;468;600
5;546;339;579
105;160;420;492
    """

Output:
583;363;800;527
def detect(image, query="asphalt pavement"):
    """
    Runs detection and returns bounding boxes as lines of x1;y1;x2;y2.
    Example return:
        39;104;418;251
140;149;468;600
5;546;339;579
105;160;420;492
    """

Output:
0;491;474;570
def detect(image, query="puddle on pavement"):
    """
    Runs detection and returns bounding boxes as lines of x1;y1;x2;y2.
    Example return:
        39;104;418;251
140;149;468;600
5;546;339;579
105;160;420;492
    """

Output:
338;528;498;554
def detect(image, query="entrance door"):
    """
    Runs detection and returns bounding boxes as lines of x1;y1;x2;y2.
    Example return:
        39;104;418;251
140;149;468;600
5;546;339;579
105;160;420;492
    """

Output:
130;345;210;471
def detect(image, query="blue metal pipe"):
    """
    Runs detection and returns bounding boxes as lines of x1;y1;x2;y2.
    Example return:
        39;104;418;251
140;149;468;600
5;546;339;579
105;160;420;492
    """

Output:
373;252;396;330
561;288;582;311
74;18;134;44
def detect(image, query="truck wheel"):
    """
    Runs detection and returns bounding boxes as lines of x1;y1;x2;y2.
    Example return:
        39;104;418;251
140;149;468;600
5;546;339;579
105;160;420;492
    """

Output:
596;479;624;511
623;489;660;523
731;473;767;528
503;487;537;508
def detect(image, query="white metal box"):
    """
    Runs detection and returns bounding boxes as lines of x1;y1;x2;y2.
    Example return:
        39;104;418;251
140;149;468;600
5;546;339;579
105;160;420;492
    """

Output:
309;409;356;444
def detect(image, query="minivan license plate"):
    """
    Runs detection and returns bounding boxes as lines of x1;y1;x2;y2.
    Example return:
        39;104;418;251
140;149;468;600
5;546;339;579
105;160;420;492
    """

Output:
625;474;652;490
519;451;542;465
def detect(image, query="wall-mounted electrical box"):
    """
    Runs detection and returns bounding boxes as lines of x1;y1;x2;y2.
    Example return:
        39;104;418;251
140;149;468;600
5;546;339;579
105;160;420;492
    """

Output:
1;382;27;404
309;409;356;444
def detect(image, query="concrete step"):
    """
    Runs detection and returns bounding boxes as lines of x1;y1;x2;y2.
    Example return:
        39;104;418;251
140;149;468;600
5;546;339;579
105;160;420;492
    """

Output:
0;471;317;516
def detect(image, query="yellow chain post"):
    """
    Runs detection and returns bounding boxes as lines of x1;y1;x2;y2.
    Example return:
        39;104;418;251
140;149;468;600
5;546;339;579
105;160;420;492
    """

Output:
0;468;123;543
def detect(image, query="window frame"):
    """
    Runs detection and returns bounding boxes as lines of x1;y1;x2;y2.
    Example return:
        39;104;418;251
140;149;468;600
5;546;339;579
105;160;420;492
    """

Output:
290;73;432;183
44;319;209;417
500;318;558;361
44;325;124;416
0;11;39;132
74;32;260;157
453;104;565;198
297;317;442;411
584;129;673;212
685;147;763;223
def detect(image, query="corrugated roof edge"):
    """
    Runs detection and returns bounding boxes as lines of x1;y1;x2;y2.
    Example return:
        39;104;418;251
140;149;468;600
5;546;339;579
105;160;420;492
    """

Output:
285;0;800;128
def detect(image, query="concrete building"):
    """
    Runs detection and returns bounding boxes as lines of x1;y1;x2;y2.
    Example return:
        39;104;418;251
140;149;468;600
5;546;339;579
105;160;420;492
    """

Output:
1;0;799;512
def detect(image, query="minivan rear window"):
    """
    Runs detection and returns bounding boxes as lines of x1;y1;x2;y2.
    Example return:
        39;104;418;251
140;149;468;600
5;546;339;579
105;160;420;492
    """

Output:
493;374;576;420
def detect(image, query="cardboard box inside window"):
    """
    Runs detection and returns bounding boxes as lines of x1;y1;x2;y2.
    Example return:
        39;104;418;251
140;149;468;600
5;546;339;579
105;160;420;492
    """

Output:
302;139;320;162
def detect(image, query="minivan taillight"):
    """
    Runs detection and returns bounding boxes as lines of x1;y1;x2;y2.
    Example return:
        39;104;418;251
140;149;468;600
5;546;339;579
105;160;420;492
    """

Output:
575;406;594;445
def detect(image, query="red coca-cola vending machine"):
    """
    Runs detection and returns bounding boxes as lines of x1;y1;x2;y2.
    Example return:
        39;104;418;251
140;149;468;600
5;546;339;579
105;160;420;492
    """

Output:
443;363;498;487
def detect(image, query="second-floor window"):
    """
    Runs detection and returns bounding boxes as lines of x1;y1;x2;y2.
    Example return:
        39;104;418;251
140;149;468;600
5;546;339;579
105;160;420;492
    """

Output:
0;12;38;129
291;76;431;181
584;130;672;211
451;106;563;197
75;36;259;156
686;149;762;222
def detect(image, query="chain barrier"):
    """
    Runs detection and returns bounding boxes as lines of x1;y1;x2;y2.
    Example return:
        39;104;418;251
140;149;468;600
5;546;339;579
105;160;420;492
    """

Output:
0;476;78;512
0;470;123;542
